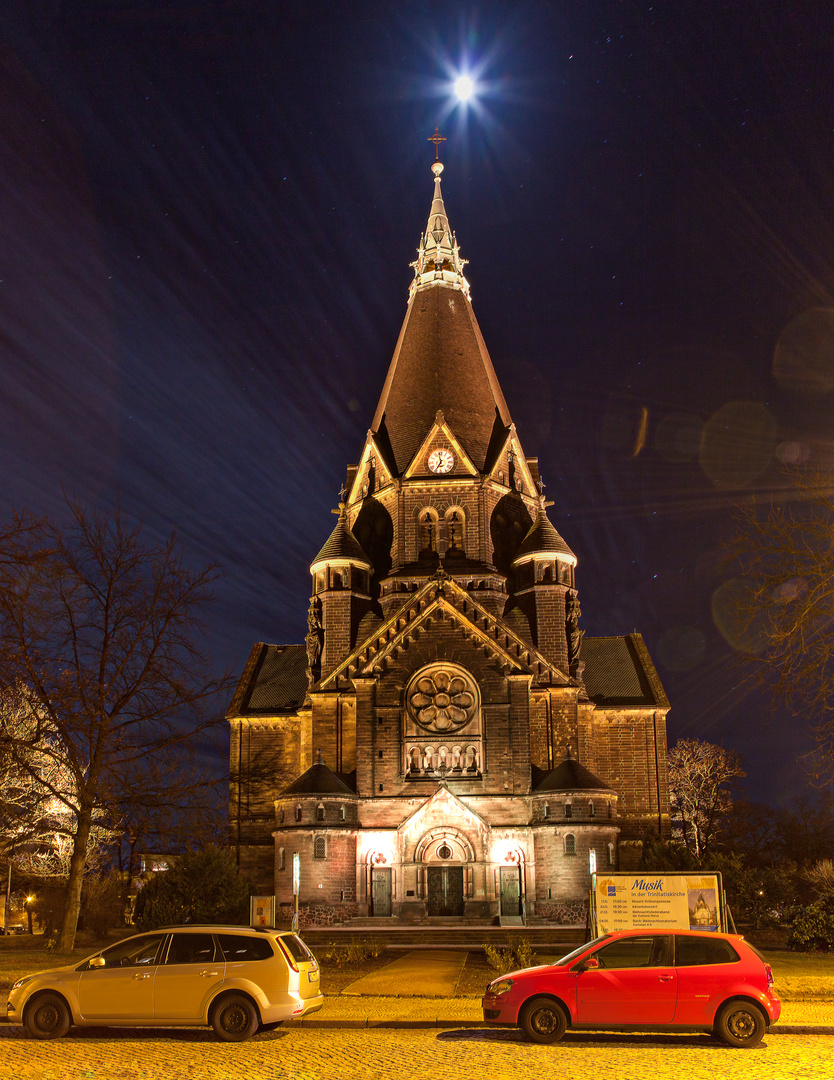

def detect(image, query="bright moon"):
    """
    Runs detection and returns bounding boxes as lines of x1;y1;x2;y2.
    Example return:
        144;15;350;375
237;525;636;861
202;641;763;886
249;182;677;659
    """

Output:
454;75;474;101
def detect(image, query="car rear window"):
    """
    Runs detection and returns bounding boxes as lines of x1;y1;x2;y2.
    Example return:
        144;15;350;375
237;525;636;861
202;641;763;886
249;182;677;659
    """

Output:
675;936;740;966
279;934;314;962
217;934;275;962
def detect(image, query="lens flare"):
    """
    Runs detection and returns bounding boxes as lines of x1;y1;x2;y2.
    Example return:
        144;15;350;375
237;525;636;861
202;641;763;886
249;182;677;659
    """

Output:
454;74;475;101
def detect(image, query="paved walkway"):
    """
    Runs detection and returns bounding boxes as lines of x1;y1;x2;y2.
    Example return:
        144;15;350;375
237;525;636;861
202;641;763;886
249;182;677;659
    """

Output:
341;949;469;996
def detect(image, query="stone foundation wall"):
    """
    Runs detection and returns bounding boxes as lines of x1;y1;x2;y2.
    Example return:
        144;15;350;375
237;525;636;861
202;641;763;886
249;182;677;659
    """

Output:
533;899;588;925
278;902;360;928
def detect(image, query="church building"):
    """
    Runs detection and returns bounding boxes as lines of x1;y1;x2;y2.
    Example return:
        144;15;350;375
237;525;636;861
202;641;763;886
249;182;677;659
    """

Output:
227;147;671;925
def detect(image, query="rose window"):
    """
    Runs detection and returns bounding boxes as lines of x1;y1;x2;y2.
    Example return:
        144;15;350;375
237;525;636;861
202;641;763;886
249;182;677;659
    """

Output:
407;665;477;733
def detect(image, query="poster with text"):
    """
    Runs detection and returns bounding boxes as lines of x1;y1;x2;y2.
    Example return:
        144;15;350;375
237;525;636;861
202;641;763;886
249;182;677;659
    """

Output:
594;874;721;933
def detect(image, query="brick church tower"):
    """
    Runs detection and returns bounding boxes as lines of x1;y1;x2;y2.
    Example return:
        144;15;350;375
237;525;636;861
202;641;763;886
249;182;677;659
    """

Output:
227;149;671;926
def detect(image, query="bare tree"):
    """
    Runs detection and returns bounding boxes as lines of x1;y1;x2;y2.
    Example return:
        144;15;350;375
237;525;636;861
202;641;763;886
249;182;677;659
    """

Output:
0;503;229;952
668;739;746;857
727;470;834;786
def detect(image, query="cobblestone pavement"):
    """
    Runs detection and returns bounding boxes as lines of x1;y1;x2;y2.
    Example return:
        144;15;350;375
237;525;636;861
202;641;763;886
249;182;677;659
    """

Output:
0;1025;832;1080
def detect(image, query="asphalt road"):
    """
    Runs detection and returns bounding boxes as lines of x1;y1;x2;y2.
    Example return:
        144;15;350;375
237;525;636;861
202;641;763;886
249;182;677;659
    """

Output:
0;1025;830;1080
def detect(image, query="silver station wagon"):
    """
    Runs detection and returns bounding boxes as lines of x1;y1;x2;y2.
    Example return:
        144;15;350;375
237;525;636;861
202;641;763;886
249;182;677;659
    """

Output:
4;925;323;1041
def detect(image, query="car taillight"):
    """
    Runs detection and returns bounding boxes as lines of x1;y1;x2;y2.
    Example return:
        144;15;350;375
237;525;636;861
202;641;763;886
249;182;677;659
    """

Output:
277;939;300;972
765;964;774;990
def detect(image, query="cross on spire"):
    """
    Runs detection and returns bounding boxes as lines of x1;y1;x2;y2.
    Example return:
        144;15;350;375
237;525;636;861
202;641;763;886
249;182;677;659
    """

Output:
428;126;446;161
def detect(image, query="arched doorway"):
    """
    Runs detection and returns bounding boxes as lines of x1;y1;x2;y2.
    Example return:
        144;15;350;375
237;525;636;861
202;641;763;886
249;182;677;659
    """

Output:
415;828;474;917
497;848;525;919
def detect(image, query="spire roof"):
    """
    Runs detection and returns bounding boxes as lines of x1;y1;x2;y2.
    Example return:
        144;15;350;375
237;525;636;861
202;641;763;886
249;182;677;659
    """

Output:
310;504;372;572
370;153;513;476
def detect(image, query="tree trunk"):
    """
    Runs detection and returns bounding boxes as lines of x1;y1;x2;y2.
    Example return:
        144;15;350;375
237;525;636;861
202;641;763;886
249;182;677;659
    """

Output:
55;810;92;953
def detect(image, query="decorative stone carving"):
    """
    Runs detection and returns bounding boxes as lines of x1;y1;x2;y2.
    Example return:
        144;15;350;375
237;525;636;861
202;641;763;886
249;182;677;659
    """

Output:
406;664;478;733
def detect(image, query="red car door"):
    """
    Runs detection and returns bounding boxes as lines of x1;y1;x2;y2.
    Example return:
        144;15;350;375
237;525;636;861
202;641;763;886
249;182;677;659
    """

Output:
576;933;677;1025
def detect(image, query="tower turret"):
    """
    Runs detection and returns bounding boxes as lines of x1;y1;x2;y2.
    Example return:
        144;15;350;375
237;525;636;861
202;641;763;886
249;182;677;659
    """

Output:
512;497;578;674
309;503;373;679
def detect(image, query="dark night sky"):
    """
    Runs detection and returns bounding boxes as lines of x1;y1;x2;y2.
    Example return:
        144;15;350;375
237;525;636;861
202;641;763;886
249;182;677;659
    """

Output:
1;1;832;805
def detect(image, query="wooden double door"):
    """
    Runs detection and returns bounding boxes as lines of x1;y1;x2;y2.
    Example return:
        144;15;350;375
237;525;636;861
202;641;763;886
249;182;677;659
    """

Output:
427;866;464;916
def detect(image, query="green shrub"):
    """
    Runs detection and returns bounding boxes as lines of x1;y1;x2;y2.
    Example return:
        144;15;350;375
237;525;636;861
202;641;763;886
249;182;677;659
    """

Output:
484;937;538;975
788;898;834;952
133;846;251;930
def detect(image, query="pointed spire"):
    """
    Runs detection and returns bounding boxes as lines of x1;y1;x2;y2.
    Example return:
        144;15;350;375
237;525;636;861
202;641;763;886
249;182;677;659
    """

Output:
410;137;470;300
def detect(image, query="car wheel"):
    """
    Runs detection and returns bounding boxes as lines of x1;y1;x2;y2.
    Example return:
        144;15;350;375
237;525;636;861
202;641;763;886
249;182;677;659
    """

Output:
714;999;766;1048
519;996;568;1044
23;993;71;1040
211;994;260;1042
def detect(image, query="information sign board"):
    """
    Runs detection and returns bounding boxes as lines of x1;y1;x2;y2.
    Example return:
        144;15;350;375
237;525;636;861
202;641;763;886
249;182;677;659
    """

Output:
591;873;725;934
249;895;275;928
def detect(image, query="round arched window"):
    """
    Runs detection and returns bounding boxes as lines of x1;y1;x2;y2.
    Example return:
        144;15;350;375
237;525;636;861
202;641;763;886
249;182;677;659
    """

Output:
437;843;452;860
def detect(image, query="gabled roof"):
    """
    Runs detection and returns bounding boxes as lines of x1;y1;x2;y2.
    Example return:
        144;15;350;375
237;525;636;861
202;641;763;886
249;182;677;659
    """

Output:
315;572;572;692
280;756;357;796
226;643;308;718
533;752;613;793
580;633;669;708
397;784;488;835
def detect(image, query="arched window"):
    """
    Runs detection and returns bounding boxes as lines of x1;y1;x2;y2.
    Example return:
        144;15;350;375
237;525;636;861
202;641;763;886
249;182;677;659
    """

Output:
418;508;438;553
564;833;576;856
607;802;613;819
295;805;302;823
316;804;325;822
543;803;549;820
607;842;615;867
278;807;284;824
588;801;595;818
445;508;465;552
278;847;285;870
313;836;326;860
564;802;573;819
340;805;346;821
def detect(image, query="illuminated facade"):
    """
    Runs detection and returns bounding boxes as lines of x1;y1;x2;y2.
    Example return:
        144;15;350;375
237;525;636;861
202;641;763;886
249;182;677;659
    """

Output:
228;154;671;925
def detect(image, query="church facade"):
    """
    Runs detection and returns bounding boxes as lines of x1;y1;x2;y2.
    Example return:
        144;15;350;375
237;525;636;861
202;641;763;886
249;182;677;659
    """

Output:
227;152;671;925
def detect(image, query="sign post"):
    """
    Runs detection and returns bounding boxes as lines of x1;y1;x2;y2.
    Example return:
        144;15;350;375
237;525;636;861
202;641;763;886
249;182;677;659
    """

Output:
291;852;300;933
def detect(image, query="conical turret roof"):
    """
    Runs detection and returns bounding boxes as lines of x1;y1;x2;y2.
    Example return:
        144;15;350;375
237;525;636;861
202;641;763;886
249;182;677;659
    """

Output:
280;752;356;796
514;502;576;563
370;156;513;477
533;750;613;793
310;505;372;572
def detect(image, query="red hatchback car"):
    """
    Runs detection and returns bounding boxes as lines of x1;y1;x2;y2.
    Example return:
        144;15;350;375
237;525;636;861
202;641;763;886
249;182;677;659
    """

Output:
482;929;780;1047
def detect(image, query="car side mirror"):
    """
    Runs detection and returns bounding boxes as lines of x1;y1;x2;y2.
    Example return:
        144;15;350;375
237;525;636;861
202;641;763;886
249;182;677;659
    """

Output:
581;957;600;971
89;956;105;969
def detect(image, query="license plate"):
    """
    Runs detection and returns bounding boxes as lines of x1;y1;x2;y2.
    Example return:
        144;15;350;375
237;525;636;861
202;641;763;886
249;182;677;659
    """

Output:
308;970;319;982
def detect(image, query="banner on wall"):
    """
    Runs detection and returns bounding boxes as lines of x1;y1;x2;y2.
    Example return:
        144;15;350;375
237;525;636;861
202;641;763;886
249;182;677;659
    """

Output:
590;873;726;935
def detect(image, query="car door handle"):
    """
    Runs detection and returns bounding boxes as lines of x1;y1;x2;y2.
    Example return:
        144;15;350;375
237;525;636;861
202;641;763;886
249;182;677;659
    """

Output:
132;972;153;980
657;974;674;982
200;970;220;977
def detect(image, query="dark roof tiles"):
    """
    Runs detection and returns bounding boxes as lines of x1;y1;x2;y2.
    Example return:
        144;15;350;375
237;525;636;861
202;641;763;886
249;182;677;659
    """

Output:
533;754;613;793
371;288;512;476
580;634;669;708
514;507;575;561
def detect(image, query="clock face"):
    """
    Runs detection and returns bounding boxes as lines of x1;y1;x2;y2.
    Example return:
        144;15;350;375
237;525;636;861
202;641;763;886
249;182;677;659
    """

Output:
428;448;454;474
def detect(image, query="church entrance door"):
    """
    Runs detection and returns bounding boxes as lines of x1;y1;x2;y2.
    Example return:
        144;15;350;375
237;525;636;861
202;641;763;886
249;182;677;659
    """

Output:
427;866;464;916
371;867;392;916
499;866;522;917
